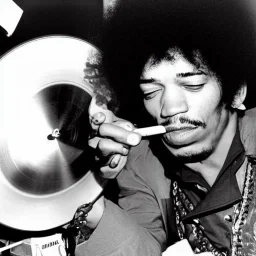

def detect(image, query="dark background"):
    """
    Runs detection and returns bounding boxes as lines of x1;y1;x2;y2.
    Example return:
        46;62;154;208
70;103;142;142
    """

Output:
0;0;103;56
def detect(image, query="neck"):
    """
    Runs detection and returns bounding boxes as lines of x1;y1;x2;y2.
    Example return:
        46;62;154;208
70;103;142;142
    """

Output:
185;112;238;187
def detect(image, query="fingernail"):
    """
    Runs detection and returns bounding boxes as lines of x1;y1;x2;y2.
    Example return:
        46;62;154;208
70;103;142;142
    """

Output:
124;123;133;131
110;161;118;168
127;133;140;146
110;155;120;168
122;147;129;155
118;122;133;131
93;112;105;124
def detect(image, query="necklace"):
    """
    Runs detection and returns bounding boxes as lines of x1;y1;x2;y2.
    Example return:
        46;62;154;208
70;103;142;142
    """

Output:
172;157;256;256
231;157;255;255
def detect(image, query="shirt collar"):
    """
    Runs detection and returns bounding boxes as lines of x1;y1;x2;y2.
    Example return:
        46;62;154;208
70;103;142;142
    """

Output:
150;122;246;219
182;126;245;220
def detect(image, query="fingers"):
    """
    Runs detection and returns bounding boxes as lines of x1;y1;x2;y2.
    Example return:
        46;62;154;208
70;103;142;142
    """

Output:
95;123;141;176
99;123;141;146
109;154;122;168
95;138;128;172
89;97;116;132
97;138;129;157
99;155;128;179
88;106;141;178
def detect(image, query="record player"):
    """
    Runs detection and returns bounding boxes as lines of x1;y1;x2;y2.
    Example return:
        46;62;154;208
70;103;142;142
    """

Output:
0;1;107;255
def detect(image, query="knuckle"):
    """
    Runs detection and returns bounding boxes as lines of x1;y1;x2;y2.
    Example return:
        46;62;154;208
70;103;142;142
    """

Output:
97;139;108;152
98;123;107;136
97;138;122;155
113;120;134;131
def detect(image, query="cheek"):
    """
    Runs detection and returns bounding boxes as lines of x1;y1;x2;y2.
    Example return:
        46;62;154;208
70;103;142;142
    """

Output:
197;102;227;146
190;85;222;122
144;99;161;121
192;104;222;133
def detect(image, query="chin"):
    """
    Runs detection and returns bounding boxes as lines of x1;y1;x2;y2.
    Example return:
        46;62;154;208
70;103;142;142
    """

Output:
171;147;213;163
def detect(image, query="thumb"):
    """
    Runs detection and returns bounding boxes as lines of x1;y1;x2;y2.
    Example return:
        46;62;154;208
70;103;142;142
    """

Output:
89;96;116;131
91;112;106;126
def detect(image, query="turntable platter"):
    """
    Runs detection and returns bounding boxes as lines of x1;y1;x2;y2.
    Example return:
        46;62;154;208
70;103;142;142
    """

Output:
0;36;104;231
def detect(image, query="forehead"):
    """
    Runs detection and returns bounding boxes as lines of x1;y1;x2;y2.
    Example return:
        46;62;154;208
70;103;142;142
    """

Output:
141;49;207;78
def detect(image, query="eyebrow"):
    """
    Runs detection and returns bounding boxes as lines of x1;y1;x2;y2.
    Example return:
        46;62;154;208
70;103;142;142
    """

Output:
140;71;206;84
176;71;206;78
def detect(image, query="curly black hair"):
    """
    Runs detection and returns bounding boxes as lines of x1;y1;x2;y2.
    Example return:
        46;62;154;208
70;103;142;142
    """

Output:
101;0;256;125
84;48;119;114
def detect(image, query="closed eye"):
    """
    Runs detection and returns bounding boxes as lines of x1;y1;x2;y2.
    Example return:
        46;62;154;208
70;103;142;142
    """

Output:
140;80;162;100
183;84;205;91
143;89;162;100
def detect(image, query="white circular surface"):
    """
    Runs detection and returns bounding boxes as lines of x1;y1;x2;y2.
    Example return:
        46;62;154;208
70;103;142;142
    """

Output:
0;36;103;231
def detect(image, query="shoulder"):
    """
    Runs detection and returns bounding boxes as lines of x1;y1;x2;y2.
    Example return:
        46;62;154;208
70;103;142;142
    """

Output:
124;139;171;196
239;108;256;156
128;139;152;161
241;108;256;119
127;139;163;173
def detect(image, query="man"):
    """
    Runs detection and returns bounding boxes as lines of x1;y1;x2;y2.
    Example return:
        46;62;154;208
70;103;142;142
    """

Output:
80;0;256;255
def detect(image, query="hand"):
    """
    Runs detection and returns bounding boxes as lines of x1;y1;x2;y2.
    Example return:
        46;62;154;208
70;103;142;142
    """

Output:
162;240;212;256
88;97;141;179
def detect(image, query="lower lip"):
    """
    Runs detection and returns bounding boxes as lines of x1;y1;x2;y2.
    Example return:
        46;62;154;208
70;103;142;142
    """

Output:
164;127;198;145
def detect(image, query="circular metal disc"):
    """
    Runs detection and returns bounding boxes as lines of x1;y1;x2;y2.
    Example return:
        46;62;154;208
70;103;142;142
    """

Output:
0;36;103;231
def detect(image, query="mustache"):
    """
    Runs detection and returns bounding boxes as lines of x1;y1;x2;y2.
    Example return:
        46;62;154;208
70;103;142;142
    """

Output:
161;116;206;129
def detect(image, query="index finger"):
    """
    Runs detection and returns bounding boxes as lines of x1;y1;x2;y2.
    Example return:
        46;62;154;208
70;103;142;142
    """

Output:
99;123;141;146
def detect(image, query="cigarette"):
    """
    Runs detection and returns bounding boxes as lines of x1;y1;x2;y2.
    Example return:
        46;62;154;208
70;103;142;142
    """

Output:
134;125;167;137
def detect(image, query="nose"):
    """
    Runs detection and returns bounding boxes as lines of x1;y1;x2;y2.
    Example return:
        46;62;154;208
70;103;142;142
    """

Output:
160;87;188;118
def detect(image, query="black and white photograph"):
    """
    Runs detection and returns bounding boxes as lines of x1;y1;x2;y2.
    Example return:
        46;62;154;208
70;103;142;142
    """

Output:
1;0;256;255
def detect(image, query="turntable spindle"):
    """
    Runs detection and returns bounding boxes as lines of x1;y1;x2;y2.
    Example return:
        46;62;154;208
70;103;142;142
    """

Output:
47;128;61;140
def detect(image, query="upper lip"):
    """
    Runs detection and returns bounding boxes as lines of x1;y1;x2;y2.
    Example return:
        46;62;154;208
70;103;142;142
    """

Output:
164;125;197;132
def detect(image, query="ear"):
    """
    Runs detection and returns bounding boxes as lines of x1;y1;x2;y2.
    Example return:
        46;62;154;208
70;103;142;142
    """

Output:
231;83;247;110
